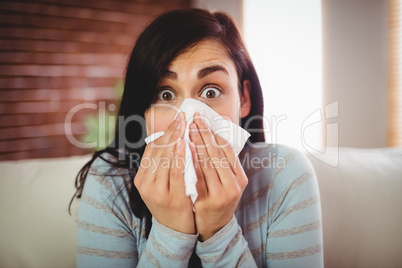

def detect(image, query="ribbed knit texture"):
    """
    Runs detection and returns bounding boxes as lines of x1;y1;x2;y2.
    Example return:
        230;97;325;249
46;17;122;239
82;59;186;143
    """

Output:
77;143;323;267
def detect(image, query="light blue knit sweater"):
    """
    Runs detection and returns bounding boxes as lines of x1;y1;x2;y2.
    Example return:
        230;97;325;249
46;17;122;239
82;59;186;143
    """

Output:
77;143;323;267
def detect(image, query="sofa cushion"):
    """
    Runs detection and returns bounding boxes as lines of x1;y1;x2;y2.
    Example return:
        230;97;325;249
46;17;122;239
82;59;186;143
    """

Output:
0;154;91;268
307;147;402;268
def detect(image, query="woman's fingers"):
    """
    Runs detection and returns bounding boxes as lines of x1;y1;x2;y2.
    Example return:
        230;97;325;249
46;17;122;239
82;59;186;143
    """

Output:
192;113;236;185
137;112;185;187
134;112;196;235
153;112;185;147
143;112;181;164
214;133;248;189
189;121;220;193
189;140;208;198
154;112;186;186
189;113;249;241
169;138;186;194
213;132;243;175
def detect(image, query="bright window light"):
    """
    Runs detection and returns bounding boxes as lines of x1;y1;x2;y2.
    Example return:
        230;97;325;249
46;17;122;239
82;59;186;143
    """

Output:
243;0;323;150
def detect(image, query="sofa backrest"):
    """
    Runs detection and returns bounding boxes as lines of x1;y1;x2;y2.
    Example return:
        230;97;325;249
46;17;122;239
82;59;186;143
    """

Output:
307;147;402;268
0;154;91;268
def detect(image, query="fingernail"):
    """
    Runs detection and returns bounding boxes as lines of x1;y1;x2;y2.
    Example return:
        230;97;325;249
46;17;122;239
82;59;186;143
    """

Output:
194;112;202;122
189;123;197;131
176;118;182;129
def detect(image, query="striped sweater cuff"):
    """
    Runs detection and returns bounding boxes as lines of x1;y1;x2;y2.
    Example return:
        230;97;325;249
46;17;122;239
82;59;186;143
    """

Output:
144;218;197;265
196;216;253;266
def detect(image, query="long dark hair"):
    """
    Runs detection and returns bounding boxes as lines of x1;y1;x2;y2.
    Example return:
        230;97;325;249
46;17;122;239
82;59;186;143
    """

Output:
70;8;265;238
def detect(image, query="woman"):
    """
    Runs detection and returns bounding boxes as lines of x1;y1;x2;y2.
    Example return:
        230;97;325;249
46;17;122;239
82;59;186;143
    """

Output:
73;9;323;267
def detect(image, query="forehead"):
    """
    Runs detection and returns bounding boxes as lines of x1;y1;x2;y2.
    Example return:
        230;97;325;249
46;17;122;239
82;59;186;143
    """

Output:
168;39;234;68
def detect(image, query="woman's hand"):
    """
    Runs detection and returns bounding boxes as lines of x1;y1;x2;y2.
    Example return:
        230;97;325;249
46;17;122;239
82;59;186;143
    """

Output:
134;112;195;235
189;113;248;241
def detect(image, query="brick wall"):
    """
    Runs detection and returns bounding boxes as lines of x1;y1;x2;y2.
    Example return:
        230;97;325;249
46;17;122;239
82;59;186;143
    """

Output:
0;0;189;160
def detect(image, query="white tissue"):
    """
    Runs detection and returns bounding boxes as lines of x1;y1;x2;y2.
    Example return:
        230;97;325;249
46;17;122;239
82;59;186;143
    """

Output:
144;98;250;203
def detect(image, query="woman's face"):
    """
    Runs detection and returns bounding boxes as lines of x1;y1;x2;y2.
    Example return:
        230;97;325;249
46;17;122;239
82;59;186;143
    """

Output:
144;39;251;136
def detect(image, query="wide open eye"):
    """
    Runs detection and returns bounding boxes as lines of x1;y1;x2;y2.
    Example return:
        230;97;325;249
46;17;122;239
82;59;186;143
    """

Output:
200;86;222;99
157;89;176;101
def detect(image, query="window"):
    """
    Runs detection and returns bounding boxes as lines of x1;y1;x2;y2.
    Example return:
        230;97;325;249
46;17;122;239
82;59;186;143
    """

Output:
243;0;323;150
389;0;402;146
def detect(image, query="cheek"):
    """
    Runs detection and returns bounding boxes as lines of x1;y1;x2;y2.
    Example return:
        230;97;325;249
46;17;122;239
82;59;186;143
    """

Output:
144;107;177;135
212;100;240;125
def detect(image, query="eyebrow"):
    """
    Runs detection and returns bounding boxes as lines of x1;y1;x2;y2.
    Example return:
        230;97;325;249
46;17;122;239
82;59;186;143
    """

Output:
197;65;228;79
162;70;178;80
162;65;229;80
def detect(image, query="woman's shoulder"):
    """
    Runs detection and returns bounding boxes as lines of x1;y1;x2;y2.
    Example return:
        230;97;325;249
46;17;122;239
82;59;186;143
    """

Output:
240;143;319;213
241;142;305;159
78;152;142;238
82;152;132;201
91;152;131;178
240;142;316;184
240;142;303;167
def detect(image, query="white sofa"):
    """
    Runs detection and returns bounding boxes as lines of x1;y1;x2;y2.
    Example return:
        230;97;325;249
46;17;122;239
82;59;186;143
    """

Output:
0;147;401;268
308;147;402;268
0;154;89;268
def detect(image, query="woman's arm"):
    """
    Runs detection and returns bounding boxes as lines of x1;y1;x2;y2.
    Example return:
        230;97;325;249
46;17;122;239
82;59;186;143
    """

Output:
195;215;257;267
134;112;195;235
77;113;198;267
189;113;258;267
76;160;139;267
264;147;324;267
133;112;198;267
77;156;198;268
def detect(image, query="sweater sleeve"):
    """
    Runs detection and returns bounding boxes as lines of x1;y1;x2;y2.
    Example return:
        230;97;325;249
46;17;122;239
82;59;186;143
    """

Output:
195;216;257;267
193;144;323;268
265;146;324;267
143;218;197;267
76;158;139;268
